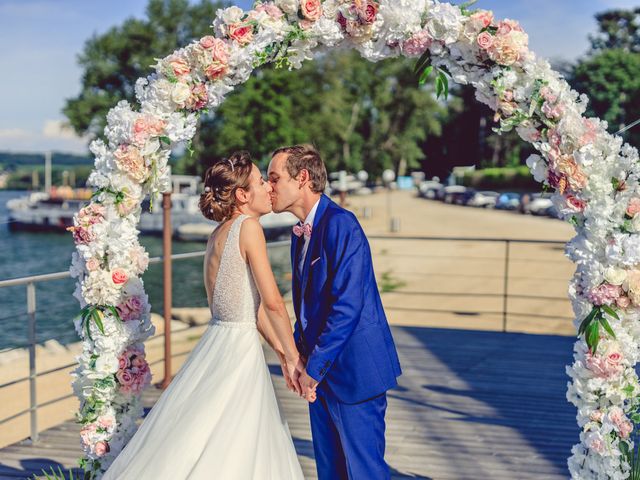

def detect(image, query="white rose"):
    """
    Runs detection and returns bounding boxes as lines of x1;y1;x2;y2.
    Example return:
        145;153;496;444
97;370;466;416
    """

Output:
220;6;244;24
171;82;191;106
275;0;298;15
604;267;627;285
631;215;640;233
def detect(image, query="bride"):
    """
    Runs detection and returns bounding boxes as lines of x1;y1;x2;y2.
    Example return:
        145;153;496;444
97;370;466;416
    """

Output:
103;151;307;479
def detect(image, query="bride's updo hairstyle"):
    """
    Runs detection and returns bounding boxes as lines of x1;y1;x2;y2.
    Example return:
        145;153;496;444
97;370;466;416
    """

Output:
199;151;253;222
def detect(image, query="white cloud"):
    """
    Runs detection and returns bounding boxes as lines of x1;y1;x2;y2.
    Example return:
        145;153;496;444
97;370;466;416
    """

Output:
0;121;89;155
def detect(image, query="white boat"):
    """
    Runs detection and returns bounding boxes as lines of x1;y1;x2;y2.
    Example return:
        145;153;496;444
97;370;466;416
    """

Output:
7;175;299;239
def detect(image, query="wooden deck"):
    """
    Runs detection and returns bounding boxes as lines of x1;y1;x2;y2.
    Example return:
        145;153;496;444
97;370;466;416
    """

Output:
0;326;577;479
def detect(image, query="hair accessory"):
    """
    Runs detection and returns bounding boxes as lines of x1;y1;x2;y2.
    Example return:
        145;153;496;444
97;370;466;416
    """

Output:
227;158;235;171
204;186;211;193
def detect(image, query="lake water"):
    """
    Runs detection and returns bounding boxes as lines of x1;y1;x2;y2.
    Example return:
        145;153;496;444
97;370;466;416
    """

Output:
0;190;291;351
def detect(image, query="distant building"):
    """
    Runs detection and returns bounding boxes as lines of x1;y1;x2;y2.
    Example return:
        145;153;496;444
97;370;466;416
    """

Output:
0;172;8;189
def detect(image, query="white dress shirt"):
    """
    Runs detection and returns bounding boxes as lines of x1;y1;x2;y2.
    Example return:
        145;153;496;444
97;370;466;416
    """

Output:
299;197;320;274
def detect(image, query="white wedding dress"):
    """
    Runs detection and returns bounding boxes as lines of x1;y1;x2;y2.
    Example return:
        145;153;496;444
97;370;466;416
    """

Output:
103;215;304;479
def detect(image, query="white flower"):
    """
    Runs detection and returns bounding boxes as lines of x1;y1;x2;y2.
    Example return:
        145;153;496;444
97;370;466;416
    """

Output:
604;267;627;286
170;82;191;106
275;0;298;16
525;154;547;183
218;6;243;24
425;3;463;45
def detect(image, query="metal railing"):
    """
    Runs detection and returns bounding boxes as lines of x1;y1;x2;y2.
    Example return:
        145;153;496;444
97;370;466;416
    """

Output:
0;240;289;445
0;235;570;445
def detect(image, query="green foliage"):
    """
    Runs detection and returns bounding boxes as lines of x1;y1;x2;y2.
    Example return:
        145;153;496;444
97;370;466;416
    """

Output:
571;48;640;147
578;305;619;354
34;466;76;480
460;166;539;191
63;0;228;140
589;8;640;53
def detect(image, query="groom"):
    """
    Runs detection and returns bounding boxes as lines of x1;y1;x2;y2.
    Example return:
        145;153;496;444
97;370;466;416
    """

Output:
268;144;402;480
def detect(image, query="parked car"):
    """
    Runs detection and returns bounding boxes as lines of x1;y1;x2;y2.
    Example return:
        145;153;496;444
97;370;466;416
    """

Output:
495;192;521;210
522;193;553;215
417;179;443;199
442;185;473;205
467;191;499;208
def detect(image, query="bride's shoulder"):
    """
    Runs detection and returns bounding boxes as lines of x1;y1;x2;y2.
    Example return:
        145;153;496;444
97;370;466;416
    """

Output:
238;216;265;246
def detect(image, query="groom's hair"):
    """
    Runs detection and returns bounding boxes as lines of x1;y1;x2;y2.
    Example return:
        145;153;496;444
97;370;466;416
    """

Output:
272;144;327;193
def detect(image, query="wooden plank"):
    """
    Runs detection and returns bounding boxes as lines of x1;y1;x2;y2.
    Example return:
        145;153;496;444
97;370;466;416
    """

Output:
0;326;578;479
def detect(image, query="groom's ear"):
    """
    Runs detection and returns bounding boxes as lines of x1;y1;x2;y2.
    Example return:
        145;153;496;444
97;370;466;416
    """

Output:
298;168;310;189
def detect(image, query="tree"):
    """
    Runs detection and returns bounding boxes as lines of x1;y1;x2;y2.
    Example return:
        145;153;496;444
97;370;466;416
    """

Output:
63;0;227;141
589;8;640;53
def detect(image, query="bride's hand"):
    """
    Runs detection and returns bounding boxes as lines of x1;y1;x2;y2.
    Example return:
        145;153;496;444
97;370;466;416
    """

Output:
285;355;304;396
278;354;296;393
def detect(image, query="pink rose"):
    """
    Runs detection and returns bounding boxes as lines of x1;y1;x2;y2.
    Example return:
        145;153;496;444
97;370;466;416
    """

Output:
497;19;521;36
80;423;97;446
67;226;95;245
199;35;216;49
228;22;254;45
86;257;100;272
186;83;208;111
627;198;640;217
117;369;135;387
357;0;378;25
94;441;110;457
589;410;603;423
116;195;138;216
617;295;631;309
205;62;228;81
402;30;432;57
477;31;493;50
168;56;190;77
255;3;283;19
301;0;322;21
470;10;493;28
133;116;166;146
97;415;114;430
111;268;128;285
620;420;633;439
299;19;315;30
114;144;147;182
585;432;605;454
118;354;130;370
565;194;586;212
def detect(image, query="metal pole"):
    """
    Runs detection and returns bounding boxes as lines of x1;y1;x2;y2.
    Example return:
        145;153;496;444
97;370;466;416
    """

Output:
160;192;172;389
27;282;38;443
502;240;510;333
44;151;51;194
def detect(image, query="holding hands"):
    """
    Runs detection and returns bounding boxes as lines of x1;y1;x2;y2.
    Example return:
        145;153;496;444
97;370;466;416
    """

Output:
279;354;318;403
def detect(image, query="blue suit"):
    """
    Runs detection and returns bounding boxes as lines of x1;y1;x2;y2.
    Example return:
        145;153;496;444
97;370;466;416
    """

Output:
291;194;402;479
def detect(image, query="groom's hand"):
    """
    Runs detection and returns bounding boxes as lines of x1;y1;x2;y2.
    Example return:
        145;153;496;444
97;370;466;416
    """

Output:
286;356;305;396
299;370;319;403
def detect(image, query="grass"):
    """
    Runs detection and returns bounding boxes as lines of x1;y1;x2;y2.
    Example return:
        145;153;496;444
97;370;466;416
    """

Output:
379;270;406;293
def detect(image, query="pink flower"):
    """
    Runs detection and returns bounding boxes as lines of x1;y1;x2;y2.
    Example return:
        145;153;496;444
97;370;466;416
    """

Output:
67;226;95;245
228;22;254;45
301;0;322;21
477;31;493;50
111;268;128;285
97;415;114;430
117;369;135;388
547;128;561;148
356;0;378;25
565;194;586;212
585;432;605;454
186;83;208;111
168;56;190;77
580;118;598;146
616;295;631;309
86;257;100;272
470;10;493;28
542;101;562;119
116;195;138;216
539;86;558;104
205;62;228;81
200;36;229;63
587;283;622;306
627;198;640;217
133;116;166;146
402;30;432;57
620;420;633;439
94;441;110;457
80;423;97;446
114;144;147;182
255;2;283;19
118;353;130;370
497;19;522;36
608;407;633;438
589;410;604;423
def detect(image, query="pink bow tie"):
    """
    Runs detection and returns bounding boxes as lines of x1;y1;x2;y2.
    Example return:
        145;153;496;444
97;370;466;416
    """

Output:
293;223;312;238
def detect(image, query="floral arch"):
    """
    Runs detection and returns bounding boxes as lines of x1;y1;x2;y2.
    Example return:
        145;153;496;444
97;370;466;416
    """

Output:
68;0;640;478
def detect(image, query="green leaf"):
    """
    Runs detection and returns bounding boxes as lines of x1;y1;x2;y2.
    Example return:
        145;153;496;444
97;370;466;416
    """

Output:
159;136;171;145
599;316;617;339
587;321;601;353
413;50;431;76
91;310;105;335
418;66;433;86
578;306;599;335
435;75;444;98
439;71;449;99
601;304;620;321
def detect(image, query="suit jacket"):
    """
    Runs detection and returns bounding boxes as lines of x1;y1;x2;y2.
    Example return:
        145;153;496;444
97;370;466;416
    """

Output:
291;194;402;404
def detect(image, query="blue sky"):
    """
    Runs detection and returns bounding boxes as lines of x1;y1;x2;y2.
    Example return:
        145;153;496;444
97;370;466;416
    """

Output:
0;0;638;154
